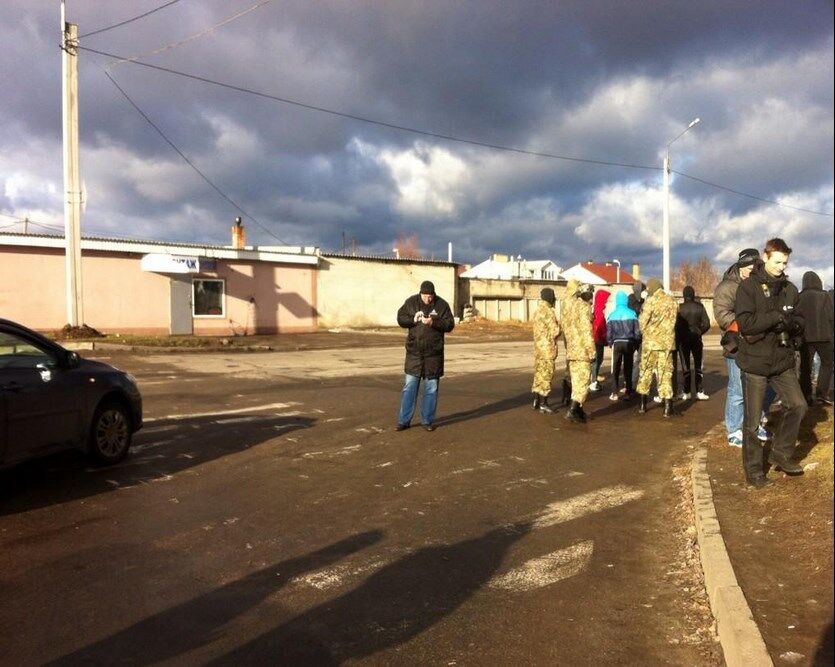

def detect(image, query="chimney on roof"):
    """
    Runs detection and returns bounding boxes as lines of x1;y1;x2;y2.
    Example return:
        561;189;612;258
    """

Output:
232;216;246;249
632;263;640;280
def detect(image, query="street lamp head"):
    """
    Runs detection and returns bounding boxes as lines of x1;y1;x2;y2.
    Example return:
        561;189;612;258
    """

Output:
688;117;700;129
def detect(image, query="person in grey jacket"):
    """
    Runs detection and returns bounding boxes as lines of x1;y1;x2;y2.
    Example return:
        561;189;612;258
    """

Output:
713;248;771;446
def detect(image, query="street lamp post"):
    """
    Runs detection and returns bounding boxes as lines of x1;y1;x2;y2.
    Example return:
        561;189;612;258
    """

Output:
612;258;621;284
663;117;700;291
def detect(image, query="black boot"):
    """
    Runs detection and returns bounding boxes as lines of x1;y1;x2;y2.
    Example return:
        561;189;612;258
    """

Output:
576;403;588;423
663;399;679;417
638;394;649;414
532;393;541;411
565;400;585;423
539;395;554;414
561;379;572;406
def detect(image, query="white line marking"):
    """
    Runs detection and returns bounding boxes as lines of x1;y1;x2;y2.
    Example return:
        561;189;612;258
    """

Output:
532;485;644;529
144;402;301;422
489;541;594;591
325;417;345;423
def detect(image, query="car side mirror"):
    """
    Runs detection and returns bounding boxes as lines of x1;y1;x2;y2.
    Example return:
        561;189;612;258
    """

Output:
63;351;81;369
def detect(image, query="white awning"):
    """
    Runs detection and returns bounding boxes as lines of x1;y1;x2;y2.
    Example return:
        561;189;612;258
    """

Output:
141;253;201;273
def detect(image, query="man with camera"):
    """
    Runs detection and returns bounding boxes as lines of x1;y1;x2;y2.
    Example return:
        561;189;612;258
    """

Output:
735;238;807;488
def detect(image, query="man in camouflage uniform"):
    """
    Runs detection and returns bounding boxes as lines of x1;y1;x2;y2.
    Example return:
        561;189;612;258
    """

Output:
531;287;561;413
561;279;596;423
636;278;680;417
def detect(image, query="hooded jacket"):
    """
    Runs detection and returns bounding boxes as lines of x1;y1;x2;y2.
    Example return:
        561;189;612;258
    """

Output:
592;289;611;344
627;281;645;316
397;292;455;378
796;271;833;343
638;287;677;352
606;291;640;346
676;286;711;343
735;264;803;377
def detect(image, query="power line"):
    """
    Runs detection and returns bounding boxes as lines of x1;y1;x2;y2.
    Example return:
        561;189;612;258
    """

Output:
672;170;834;217
79;0;186;39
79;46;661;172
0;213;63;230
108;0;273;69
77;45;835;219
102;70;288;244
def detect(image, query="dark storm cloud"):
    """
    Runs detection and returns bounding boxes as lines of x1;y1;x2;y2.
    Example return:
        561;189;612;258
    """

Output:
0;1;832;280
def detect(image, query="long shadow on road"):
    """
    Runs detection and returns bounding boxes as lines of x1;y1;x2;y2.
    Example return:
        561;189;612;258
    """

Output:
46;530;384;666
0;414;315;517
209;522;532;665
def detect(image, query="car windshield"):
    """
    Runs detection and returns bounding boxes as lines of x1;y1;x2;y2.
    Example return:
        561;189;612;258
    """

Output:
0;332;55;370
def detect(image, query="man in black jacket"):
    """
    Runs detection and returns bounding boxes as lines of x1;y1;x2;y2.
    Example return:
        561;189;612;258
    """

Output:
395;281;455;431
736;238;807;487
675;285;711;400
796;271;834;405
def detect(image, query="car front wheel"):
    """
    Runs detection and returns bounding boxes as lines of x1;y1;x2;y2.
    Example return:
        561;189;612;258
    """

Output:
88;399;132;464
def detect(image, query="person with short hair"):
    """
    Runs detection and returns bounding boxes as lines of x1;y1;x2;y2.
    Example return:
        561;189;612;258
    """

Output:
395;281;455;432
531;288;561;413
735;238;807;488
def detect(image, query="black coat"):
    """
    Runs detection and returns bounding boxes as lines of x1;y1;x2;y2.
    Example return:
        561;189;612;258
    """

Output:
676;292;711;344
735;265;803;377
397;294;455;379
796;271;833;342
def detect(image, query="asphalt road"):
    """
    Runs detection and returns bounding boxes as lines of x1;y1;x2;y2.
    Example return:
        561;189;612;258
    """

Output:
0;343;728;665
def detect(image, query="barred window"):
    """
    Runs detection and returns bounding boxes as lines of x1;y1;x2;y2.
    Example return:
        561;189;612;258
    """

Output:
193;279;225;317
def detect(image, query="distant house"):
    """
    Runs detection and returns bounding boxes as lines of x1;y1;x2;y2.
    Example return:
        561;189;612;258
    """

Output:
460;253;562;281
560;261;637;285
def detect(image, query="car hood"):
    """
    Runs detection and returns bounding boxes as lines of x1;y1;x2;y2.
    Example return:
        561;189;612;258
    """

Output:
77;358;127;375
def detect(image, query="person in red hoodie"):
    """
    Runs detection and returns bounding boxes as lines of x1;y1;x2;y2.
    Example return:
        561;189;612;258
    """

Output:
589;288;611;392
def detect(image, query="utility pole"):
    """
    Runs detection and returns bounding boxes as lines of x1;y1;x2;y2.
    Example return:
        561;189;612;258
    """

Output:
62;0;84;326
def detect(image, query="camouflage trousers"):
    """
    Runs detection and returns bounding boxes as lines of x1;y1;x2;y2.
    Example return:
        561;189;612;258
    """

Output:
531;354;556;395
636;349;674;399
568;360;591;404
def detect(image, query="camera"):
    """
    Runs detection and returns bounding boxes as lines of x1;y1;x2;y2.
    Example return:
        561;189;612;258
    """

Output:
777;305;794;348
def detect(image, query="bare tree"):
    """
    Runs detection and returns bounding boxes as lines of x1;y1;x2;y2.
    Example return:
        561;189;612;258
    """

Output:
395;234;422;259
671;256;721;295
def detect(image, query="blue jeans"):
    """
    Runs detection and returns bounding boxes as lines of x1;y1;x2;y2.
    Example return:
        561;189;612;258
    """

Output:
725;357;776;436
398;374;439;426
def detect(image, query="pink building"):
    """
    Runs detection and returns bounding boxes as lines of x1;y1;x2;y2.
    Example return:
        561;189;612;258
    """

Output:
0;232;320;335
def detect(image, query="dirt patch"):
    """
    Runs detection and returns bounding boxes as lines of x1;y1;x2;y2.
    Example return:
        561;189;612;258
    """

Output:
667;455;724;665
707;404;834;666
49;318;535;352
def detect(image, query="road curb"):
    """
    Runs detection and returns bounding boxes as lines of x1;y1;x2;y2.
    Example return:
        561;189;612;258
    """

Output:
691;444;773;667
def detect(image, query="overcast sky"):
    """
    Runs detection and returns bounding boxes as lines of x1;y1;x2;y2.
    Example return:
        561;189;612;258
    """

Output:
2;1;833;284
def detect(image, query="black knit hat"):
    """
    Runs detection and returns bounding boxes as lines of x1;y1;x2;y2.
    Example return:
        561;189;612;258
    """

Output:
540;287;556;304
419;280;436;295
737;248;760;268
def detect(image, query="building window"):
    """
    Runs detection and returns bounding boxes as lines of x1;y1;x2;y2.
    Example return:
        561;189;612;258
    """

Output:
193;279;225;317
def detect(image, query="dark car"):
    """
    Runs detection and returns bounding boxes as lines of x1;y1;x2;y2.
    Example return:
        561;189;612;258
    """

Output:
0;318;142;469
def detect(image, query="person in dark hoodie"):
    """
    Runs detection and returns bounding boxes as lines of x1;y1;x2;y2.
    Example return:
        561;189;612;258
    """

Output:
713;248;771;447
796;271;834;405
735;238;806;488
395;281;455;432
606;291;641;400
628;281;646;387
675;286;711;400
589;288;611;392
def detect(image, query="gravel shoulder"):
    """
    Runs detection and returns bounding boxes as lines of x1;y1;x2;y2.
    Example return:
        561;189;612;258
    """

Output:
706;404;834;666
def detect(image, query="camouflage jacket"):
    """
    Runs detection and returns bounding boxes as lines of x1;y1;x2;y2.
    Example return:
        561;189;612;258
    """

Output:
639;289;677;351
532;300;560;358
561;294;595;360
